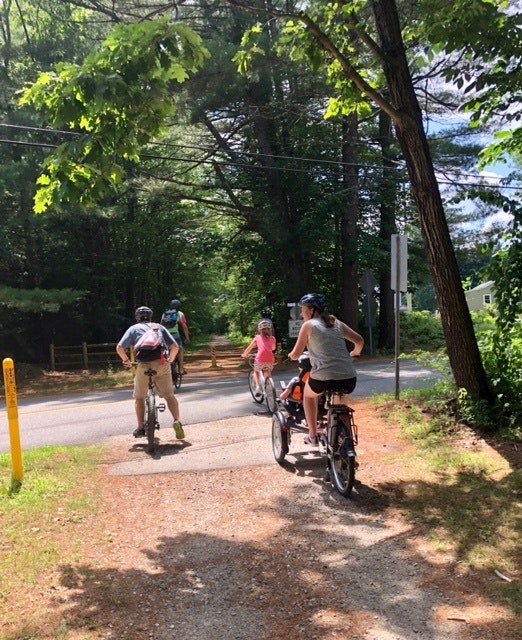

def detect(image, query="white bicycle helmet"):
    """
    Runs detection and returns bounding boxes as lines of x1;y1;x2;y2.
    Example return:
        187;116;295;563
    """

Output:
135;306;153;321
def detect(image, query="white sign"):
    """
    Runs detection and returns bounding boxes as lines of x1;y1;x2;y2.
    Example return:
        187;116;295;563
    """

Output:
287;302;301;320
391;234;408;292
288;319;303;337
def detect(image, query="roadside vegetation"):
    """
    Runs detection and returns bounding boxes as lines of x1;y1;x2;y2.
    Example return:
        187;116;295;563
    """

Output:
0;447;102;612
376;390;520;615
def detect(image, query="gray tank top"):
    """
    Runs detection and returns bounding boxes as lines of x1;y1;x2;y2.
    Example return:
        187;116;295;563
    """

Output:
307;318;356;381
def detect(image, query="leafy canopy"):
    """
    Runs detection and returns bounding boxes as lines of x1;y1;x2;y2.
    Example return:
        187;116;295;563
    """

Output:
20;18;210;213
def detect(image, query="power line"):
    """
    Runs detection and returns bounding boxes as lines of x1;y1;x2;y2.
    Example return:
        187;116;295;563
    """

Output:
0;125;520;190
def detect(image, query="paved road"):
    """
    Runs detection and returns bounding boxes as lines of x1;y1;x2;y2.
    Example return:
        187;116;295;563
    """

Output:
0;360;442;454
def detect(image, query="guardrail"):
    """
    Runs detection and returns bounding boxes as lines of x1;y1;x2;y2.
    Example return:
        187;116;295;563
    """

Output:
49;342;120;371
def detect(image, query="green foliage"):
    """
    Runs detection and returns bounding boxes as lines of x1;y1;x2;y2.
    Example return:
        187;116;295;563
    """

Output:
0;284;84;312
487;200;522;331
399;311;445;352
406;312;522;441
20;18;210;212
379;393;520;603
472;322;522;434
421;0;522;167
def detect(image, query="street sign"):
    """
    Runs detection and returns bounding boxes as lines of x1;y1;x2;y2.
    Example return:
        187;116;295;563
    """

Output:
391;234;408;292
287;302;301;320
288;320;303;337
359;269;377;295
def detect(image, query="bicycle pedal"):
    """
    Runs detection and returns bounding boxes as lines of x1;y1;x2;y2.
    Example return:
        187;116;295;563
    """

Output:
157;403;166;412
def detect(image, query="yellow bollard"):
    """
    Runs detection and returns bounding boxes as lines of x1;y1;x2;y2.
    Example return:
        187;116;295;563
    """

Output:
210;346;218;368
2;358;24;485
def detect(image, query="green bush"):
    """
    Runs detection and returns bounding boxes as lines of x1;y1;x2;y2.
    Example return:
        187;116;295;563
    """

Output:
403;310;522;438
471;321;522;435
399;311;445;352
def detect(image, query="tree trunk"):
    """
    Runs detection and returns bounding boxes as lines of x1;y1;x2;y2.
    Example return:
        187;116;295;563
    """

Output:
371;0;492;401
377;108;397;349
341;114;360;329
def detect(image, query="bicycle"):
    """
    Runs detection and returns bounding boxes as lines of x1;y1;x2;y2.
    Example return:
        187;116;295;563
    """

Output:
247;355;278;414
272;381;358;497
132;364;166;454
171;353;183;390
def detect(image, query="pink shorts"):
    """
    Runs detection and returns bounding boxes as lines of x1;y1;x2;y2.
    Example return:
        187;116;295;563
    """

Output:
133;359;175;400
254;361;274;373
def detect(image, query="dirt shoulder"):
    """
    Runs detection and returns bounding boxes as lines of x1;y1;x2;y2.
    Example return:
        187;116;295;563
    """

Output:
2;341;519;640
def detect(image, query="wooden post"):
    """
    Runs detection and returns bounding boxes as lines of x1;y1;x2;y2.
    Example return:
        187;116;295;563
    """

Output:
82;342;88;369
50;344;55;371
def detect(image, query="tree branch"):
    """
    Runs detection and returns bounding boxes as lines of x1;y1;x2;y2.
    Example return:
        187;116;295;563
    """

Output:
298;11;402;123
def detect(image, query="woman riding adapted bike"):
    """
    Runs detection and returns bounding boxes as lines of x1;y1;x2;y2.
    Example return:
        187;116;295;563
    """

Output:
288;293;364;445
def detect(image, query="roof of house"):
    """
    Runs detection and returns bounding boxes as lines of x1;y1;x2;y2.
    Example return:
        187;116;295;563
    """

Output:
466;280;495;293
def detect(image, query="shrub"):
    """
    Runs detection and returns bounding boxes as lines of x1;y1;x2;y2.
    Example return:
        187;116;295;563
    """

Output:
399;311;445;352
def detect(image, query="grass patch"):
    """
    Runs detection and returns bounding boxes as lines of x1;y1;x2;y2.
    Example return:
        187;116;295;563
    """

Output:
378;391;521;615
0;446;103;592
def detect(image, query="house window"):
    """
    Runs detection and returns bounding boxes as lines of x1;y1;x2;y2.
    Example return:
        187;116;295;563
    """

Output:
483;294;492;305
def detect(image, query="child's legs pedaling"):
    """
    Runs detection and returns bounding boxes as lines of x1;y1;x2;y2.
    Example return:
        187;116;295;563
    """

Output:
303;381;321;437
253;362;265;388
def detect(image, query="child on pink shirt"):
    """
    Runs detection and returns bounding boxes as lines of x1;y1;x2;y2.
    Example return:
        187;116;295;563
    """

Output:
242;320;276;398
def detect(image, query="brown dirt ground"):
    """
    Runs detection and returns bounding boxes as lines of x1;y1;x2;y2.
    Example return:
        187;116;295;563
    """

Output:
2;341;520;640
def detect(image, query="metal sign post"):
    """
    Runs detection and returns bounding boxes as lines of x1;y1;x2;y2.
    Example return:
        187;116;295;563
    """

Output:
391;234;408;399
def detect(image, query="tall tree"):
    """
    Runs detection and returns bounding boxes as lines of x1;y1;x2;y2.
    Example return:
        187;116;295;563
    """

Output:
226;0;495;401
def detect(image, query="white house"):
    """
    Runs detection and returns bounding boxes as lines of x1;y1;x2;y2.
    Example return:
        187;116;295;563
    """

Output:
464;281;495;312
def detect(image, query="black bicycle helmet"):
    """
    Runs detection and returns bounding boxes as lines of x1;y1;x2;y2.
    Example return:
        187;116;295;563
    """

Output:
135;306;153;322
299;293;327;312
170;299;182;310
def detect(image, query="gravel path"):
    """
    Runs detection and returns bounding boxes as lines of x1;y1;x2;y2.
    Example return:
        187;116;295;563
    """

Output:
52;400;508;640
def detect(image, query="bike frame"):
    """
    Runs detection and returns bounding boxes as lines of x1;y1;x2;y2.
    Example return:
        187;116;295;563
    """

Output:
247;356;277;414
132;364;166;454
171;353;183;389
272;384;358;497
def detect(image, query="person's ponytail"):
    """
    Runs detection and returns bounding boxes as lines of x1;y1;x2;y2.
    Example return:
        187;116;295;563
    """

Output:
321;310;336;328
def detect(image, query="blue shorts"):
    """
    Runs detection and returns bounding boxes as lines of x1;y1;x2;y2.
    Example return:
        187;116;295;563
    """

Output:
172;335;183;347
308;377;356;395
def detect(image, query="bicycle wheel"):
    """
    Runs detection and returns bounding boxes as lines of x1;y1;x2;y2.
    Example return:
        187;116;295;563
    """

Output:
172;359;182;390
329;424;356;497
248;370;264;404
145;392;156;453
272;411;289;463
264;376;277;414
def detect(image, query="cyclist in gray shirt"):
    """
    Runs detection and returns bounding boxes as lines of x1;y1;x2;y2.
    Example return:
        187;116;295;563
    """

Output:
289;293;364;445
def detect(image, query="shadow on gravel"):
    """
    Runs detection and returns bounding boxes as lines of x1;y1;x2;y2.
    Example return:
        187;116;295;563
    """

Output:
276;452;391;510
129;440;191;459
7;459;515;640
12;479;516;640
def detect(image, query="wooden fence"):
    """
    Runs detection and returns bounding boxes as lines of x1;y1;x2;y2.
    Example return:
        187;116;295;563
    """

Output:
49;342;120;371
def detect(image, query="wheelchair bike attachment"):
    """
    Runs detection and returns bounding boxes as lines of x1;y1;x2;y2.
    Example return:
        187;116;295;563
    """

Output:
272;389;358;497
